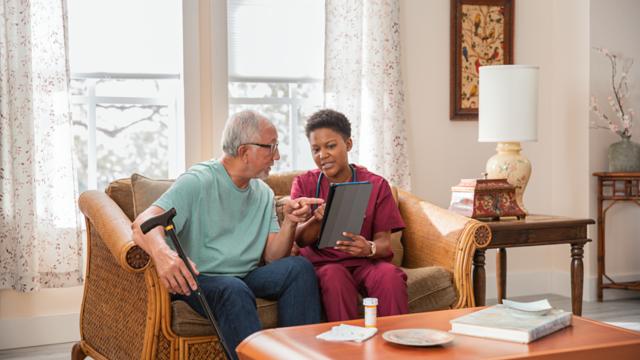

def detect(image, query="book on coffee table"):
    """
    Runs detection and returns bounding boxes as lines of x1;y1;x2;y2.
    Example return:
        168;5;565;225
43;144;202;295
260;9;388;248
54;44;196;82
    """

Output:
450;303;572;343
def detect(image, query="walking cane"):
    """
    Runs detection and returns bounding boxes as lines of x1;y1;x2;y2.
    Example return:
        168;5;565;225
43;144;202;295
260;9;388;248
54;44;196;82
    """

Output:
141;208;232;360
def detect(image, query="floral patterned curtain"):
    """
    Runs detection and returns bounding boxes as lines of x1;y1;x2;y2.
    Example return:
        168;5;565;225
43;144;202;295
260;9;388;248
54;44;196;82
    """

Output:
0;0;83;292
324;0;411;190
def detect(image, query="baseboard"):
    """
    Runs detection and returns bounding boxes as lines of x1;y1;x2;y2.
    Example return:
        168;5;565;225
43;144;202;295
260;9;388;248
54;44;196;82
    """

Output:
0;313;80;350
485;270;640;302
562;271;640;302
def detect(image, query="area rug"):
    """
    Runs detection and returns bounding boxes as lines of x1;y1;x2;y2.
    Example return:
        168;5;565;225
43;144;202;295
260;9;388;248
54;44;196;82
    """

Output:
606;322;640;332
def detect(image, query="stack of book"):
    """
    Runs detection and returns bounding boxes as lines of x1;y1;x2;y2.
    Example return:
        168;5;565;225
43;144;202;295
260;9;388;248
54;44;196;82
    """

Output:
450;300;572;343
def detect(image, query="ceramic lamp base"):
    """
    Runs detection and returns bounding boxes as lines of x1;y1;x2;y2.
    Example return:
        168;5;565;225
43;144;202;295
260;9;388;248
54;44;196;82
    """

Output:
485;142;531;213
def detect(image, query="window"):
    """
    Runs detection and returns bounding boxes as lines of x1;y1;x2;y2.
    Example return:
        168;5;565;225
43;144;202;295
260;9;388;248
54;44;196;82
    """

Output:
227;0;325;172
67;0;184;192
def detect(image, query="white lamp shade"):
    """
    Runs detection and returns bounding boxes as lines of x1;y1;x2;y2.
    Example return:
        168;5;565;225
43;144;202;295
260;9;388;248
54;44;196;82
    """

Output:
478;65;539;142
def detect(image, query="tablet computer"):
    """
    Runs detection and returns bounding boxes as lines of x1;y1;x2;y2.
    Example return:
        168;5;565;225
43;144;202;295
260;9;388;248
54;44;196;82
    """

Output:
316;181;372;249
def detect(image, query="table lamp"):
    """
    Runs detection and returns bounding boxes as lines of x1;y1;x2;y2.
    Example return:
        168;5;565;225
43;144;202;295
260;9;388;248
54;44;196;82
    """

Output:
479;65;539;213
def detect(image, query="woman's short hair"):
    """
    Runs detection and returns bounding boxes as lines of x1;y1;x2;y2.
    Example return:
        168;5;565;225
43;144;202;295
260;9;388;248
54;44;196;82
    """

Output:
305;109;351;139
221;110;268;156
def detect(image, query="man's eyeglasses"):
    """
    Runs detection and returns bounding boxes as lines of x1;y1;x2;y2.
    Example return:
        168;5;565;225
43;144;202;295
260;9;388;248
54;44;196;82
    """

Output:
241;142;279;154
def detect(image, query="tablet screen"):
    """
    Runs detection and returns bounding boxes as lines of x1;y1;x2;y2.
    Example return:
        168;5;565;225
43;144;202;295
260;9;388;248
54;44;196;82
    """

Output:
316;181;372;249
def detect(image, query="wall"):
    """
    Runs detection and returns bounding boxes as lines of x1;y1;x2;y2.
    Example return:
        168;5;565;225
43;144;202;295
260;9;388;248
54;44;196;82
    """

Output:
400;0;592;299
589;0;640;299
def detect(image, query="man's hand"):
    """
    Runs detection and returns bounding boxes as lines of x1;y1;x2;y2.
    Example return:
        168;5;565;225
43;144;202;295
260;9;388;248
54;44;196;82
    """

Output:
334;232;373;257
153;248;200;296
283;197;324;224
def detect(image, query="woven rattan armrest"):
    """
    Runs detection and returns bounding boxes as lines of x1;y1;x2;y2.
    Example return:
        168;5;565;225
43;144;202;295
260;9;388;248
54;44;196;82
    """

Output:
79;190;150;272
397;189;491;308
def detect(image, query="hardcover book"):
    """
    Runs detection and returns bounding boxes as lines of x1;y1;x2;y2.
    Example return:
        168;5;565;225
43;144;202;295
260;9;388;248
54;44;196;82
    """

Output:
450;304;572;343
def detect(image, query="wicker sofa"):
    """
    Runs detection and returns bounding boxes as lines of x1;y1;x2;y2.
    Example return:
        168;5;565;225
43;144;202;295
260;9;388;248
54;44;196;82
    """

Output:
72;172;491;360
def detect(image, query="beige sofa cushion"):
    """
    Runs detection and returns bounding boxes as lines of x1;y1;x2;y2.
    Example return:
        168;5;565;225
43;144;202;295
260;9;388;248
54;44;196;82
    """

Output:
171;298;278;337
403;266;457;312
388;186;404;267
130;173;174;217
105;178;135;221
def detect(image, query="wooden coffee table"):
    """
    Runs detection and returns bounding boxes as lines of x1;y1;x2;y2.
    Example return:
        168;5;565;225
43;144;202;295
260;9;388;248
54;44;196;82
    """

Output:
236;308;640;359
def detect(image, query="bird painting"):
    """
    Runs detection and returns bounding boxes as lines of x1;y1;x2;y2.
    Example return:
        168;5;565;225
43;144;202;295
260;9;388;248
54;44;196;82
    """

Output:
468;83;478;98
488;47;500;61
474;13;482;35
462;46;469;62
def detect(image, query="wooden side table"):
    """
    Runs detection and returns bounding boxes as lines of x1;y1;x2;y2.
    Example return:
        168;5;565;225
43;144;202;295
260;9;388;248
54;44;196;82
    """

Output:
472;215;594;315
593;172;640;301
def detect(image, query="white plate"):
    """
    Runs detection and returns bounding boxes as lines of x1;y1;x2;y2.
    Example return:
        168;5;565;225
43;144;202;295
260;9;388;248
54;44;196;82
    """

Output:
382;328;454;347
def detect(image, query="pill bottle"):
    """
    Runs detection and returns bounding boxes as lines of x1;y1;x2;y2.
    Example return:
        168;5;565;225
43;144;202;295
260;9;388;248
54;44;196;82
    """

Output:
363;297;378;328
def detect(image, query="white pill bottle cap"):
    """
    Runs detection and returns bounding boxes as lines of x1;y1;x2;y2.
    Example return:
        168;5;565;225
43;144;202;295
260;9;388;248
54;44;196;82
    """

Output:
363;297;378;306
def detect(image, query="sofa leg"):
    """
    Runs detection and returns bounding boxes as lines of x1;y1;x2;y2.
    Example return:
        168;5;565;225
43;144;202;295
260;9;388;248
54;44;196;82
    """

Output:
71;342;86;360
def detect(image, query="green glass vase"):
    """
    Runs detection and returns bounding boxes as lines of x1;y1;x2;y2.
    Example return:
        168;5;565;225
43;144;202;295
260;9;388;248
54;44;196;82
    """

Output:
608;135;640;172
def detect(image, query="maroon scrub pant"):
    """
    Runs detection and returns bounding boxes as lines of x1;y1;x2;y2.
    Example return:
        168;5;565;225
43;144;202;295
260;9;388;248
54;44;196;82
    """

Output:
315;260;408;322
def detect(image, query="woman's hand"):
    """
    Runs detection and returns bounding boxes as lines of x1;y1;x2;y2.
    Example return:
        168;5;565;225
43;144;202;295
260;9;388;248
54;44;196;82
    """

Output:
312;204;326;222
334;232;373;257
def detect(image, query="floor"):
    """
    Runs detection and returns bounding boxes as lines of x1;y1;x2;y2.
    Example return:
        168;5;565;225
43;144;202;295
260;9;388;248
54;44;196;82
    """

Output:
1;294;639;359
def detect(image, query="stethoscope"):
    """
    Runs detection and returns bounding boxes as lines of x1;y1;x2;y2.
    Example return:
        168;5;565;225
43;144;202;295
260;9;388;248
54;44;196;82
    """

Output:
313;164;356;209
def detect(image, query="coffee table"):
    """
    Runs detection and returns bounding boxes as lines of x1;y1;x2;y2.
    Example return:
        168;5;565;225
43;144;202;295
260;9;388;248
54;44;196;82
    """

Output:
236;307;640;359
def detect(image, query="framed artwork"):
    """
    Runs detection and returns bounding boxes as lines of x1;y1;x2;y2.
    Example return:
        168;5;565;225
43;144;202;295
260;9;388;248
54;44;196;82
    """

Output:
450;0;514;120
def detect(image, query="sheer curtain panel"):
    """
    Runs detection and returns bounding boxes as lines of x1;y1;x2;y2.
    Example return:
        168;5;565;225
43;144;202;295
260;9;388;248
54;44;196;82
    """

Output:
0;0;83;292
324;0;411;190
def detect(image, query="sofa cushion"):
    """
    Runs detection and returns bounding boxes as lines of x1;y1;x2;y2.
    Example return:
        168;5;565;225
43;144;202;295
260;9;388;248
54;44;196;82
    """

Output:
130;173;174;217
105;178;135;221
274;195;290;225
171;298;278;337
263;171;302;196
389;186;404;267
403;266;457;312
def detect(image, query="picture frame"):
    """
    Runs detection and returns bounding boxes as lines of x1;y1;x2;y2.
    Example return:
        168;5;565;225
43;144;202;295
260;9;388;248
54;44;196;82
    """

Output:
450;0;514;120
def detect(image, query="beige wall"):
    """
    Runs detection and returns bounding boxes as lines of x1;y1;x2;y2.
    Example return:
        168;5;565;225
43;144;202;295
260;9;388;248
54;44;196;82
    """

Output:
400;0;592;297
589;0;640;297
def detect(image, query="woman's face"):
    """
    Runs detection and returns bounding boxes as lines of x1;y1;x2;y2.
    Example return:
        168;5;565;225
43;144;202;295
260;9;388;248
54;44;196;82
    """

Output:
308;127;352;180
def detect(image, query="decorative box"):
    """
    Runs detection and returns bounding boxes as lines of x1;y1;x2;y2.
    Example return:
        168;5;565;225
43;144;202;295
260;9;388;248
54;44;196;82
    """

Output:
449;178;526;220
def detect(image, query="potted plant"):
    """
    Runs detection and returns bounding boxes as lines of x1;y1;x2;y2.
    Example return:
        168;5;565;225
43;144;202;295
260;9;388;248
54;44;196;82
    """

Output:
590;47;640;172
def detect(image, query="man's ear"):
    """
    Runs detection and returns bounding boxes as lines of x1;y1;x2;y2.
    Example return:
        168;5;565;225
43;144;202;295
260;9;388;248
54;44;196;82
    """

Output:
237;145;250;163
346;137;353;151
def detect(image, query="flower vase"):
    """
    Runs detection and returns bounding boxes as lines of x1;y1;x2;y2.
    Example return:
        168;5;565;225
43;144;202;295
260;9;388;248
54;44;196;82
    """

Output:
608;135;640;172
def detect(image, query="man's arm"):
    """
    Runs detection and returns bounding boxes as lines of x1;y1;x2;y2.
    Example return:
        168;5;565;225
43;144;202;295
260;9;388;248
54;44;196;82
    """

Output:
131;205;198;295
263;197;324;263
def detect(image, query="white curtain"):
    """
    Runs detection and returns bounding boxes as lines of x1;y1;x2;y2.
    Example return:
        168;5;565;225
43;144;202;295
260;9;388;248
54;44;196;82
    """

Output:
324;0;411;190
0;0;83;292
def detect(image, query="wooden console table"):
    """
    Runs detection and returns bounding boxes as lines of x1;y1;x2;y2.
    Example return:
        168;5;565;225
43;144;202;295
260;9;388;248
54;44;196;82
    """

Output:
593;172;640;301
472;215;594;315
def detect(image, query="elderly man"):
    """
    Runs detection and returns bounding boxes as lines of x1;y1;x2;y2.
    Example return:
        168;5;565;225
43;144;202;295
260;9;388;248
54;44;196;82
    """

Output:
132;110;323;359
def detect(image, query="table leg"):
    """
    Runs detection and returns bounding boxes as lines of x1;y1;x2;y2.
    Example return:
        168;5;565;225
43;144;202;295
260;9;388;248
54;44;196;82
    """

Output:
571;243;585;316
473;249;486;306
496;248;507;303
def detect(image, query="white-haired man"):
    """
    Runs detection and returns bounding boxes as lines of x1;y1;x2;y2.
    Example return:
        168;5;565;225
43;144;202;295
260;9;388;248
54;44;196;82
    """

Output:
132;111;323;359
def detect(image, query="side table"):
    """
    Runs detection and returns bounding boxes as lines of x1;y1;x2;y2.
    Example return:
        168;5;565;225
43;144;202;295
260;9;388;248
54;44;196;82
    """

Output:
593;172;640;301
473;215;594;315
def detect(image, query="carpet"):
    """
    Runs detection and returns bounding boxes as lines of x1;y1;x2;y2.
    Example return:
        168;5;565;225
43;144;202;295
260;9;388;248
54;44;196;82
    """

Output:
606;322;640;332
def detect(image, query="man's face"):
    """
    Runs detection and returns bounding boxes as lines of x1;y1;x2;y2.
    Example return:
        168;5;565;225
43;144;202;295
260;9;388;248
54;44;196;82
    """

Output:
244;122;280;180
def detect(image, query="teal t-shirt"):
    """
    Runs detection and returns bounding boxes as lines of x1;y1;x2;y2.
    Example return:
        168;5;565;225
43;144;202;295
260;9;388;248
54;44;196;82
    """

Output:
153;160;280;277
